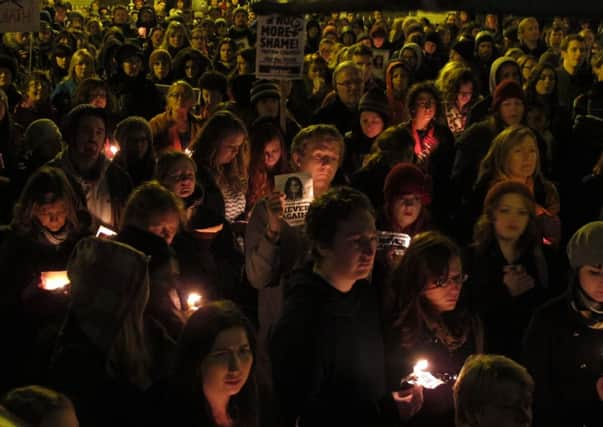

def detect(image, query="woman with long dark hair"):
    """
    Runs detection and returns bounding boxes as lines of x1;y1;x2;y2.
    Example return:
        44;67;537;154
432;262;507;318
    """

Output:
383;231;483;427
246;119;288;211
159;300;258;427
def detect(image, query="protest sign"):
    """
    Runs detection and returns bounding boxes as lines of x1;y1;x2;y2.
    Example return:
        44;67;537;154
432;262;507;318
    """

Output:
256;14;306;80
371;48;390;80
377;231;411;256
0;0;40;32
274;172;313;227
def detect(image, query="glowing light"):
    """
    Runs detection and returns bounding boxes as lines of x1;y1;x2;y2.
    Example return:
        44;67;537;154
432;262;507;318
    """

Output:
187;292;202;311
110;145;119;155
184;148;192;157
40;271;70;291
402;359;445;390
95;225;117;238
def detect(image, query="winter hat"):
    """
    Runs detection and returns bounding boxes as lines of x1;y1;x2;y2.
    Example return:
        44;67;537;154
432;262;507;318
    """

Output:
369;24;387;39
475;31;495;47
24;119;62;148
383;162;432;205
250;80;280;105
322;25;338;39
359;90;390;122
148;48;172;69
491;79;525;111
451;36;475;62
116;42;144;64
567;221;603;269
424;30;441;46
232;7;248;18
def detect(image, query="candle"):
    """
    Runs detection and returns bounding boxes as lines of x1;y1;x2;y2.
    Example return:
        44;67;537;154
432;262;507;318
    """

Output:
40;271;70;291
187;292;202;311
184;148;193;157
95;225;117;238
402;359;445;390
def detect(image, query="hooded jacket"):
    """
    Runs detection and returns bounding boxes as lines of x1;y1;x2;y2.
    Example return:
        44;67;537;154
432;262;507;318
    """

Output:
385;59;411;126
270;267;400;427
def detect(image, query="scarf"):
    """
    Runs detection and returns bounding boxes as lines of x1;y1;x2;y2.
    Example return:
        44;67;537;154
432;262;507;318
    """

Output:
412;122;438;167
40;226;69;246
424;312;469;351
571;286;603;329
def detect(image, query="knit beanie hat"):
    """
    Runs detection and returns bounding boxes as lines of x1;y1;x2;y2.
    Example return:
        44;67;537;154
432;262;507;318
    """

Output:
250;80;280;105
116;42;144;65
491;79;525;111
383;162;432;205
359;90;390;122
475;31;495;47
567;221;603;269
424;30;441;46
451;37;475;62
322;25;338;39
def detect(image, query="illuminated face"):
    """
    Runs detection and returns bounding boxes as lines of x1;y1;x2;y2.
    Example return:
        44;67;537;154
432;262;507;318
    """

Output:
0;66;13;87
296;141;340;191
478;41;493;61
414;91;437;123
456;82;473;109
163;158;196;199
335;68;364;109
151;28;164;46
233;11;247;27
548;29;564;49
236;55;248;74
497;63;521;84
33;198;68;233
191;31;205;50
168;30;185;49
73;115;106;165
360;111;384;139
167;86;194;112
535;68;556;95
521;58;537;82
521;20;540;43
505;136;538;181
562;40;586;70
147;210;180;245
113;8;129;25
492;193;530;242
184;59;199;79
391;66;409;93
307;63;322;81
392;194;423;230
153;59;170;80
27;80;46;103
579;265;603;303
320;208;377;282
216;132;245;165
352;54;373;83
499;99;525;126
263;138;282;169
423;256;463;312
202;89;222;107
88;89;107;109
219;43;232;62
74;60;90;80
200;327;253;400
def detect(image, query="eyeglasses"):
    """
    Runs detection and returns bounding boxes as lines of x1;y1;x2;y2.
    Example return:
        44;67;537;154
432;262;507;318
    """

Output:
427;273;468;289
336;79;363;89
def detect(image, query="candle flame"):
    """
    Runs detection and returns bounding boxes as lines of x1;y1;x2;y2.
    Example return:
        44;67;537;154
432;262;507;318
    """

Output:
40;271;70;291
110;145;119;155
184;148;192;157
404;358;445;389
187;292;202;310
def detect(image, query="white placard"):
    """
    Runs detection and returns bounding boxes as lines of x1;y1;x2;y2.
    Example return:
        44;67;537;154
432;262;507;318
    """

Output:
256;14;306;80
0;0;40;32
274;172;313;227
377;231;411;256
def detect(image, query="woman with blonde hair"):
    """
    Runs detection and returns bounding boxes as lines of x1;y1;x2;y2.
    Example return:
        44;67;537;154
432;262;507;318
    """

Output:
190;110;249;222
149;80;204;153
474;125;560;244
51;48;96;116
159;20;190;58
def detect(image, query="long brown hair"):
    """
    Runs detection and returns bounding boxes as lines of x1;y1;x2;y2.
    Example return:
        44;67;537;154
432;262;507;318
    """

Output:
388;231;471;350
11;166;81;235
190;110;249;193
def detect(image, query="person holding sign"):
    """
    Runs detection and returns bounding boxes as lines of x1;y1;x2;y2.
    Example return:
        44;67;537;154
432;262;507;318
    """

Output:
245;124;344;420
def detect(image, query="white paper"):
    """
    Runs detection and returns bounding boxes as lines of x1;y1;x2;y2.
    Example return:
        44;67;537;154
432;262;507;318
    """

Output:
274;172;313;227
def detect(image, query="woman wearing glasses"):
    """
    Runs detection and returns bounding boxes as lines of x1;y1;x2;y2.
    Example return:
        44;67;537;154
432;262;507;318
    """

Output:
464;180;555;360
383;231;483;427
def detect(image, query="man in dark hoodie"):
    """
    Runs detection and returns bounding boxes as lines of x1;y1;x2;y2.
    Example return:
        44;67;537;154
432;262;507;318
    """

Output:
270;187;423;427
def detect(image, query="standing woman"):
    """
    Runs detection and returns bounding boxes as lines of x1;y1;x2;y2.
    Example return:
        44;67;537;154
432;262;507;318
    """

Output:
436;62;479;137
159;20;190;58
150;80;205;154
246;119;289;212
158;300;257;427
13;72;56;130
113;116;156;187
191;111;249;222
523;221;603;427
213;38;237;75
465;181;554;360
383;231;483;427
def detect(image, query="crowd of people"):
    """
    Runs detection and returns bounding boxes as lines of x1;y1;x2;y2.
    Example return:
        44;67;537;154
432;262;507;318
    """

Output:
0;1;602;426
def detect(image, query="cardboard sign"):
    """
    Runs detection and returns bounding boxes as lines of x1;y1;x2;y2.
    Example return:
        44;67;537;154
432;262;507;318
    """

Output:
274;172;313;227
371;48;390;80
0;0;40;32
377;231;411;256
256;14;306;80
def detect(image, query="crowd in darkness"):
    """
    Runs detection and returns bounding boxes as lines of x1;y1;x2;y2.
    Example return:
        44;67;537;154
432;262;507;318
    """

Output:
0;1;602;426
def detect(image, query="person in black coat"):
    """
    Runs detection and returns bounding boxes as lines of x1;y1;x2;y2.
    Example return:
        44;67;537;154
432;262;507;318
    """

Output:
108;43;163;120
523;221;603;427
270;187;423;427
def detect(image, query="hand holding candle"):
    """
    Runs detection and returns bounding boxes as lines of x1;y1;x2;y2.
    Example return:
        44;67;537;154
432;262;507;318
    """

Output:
40;271;70;291
401;359;448;390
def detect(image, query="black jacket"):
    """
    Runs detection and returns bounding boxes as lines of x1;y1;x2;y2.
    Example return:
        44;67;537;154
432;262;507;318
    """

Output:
270;267;400;427
523;292;603;427
312;96;359;136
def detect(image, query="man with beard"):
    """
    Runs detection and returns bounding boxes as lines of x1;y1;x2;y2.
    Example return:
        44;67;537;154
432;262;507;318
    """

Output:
48;104;132;229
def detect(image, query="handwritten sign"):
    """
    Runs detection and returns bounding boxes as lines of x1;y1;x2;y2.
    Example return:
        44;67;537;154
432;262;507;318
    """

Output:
0;0;40;32
256;14;306;80
274;172;313;227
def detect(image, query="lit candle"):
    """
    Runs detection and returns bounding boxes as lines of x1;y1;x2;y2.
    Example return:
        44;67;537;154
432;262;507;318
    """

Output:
184;148;192;157
402;359;445;389
95;225;117;238
187;292;202;311
40;271;70;291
